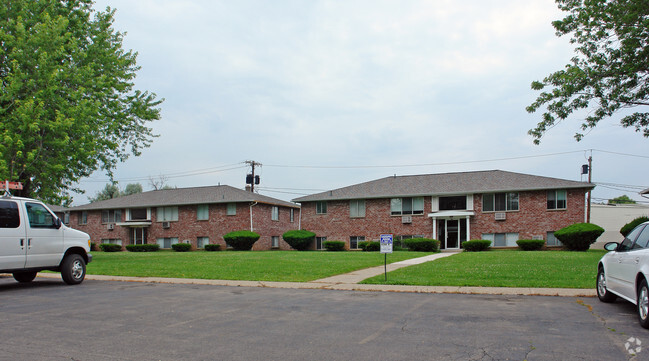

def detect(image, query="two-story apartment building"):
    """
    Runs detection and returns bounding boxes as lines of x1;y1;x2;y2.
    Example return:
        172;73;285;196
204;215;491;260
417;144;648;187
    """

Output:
69;185;300;250
293;170;594;250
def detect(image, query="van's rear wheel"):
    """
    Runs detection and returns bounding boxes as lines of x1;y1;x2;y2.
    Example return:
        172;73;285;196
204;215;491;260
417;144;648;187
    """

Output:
60;254;86;285
13;271;37;283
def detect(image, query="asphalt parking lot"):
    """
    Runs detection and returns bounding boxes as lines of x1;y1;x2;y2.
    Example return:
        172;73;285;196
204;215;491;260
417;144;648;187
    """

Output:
0;276;647;361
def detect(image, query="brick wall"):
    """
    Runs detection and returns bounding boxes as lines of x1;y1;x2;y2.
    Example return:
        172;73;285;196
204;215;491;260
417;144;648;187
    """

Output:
71;202;299;250
300;188;588;248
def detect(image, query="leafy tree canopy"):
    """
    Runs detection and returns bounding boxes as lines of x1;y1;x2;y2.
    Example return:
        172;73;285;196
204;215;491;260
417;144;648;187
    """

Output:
608;194;637;204
0;0;163;204
88;182;142;202
527;0;649;144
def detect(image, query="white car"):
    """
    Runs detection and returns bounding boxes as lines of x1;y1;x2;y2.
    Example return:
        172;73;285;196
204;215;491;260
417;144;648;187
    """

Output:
597;221;649;328
0;195;92;285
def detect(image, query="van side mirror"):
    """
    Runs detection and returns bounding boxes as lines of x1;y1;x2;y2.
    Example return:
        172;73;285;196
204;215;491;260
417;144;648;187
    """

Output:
54;217;62;229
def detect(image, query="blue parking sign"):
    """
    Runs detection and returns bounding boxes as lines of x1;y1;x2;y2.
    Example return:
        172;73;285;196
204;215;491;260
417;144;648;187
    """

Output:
380;234;393;254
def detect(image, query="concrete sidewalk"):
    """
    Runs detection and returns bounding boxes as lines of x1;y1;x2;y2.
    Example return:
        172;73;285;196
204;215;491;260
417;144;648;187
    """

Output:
27;252;597;297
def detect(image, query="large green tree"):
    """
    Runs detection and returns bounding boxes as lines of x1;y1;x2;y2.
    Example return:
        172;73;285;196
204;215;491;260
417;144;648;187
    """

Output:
527;0;649;144
0;0;162;203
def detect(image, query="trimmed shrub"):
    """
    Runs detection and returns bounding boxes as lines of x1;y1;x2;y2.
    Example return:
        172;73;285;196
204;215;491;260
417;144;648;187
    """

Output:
554;223;604;251
323;240;345;251
461;239;491;252
403;238;440;252
125;244;160;252
620;216;649;237
282;230;316;251
99;243;122;252
172;243;192;252
223;230;260;251
516;239;545;251
359;241;380;251
204;244;221;251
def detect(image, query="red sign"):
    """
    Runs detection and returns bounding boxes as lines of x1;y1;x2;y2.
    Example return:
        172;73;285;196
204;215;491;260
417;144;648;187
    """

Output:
5;181;23;190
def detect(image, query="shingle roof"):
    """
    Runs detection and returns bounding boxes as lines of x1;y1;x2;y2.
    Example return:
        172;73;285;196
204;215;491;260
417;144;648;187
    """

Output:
70;185;299;211
292;170;594;202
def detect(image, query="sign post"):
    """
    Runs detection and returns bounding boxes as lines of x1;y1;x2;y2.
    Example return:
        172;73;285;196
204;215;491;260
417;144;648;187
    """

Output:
380;234;393;282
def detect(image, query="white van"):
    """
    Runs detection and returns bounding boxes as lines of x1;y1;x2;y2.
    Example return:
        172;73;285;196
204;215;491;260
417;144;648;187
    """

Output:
0;195;92;285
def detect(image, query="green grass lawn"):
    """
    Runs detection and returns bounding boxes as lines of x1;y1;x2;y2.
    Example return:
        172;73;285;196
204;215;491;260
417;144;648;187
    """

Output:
86;250;431;282
361;250;607;288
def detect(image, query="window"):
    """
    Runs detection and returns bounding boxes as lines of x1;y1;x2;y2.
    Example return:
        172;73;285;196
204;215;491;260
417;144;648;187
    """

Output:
271;236;279;248
439;196;466;211
197;237;210;248
350;199;366;218
546;232;562;246
26;202;57;228
316;201;327;214
633;226;649;250
316;236;327;250
395;235;425;249
482;193;518;212
102;209;122;223
197;205;209;221
227;203;237;216
620;225;646;251
156;206;178;222
350;236;365;250
101;239;122;246
78;211;87;225
0;200;20;228
290;209;294;223
547;190;567;210
127;208;149;221
482;233;519;247
271;206;279;221
63;212;70;225
156;237;179;249
390;197;424;215
130;228;147;245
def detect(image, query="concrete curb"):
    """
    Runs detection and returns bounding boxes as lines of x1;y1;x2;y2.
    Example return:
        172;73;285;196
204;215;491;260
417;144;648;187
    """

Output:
28;273;596;297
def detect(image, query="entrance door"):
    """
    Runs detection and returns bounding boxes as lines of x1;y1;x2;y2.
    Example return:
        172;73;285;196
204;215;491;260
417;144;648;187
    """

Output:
437;219;467;250
131;228;147;245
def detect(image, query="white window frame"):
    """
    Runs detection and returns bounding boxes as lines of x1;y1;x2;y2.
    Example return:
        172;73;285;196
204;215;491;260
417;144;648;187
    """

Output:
482;233;519;247
482;193;519;212
290;209;294;223
547;190;567;210
316;236;327;250
350;199;366;218
350;236;365;250
271;236;279;248
156;237;179;249
101;209;122;223
316;201;327;214
197;236;210;248
126;207;150;221
101;238;122;246
271;206;279;221
226;203;237;216
156;206;178;222
197;204;209;221
79;211;88;225
546;232;562;246
390;197;424;216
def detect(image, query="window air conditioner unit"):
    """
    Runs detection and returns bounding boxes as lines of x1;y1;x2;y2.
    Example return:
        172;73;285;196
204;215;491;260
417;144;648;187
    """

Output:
402;215;412;224
107;223;115;230
494;212;506;221
162;221;170;229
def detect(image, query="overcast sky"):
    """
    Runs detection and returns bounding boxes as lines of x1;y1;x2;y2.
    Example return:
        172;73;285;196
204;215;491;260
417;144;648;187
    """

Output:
75;0;649;205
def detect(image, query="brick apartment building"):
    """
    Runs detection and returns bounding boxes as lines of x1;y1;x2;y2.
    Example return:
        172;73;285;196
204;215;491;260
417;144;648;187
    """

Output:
293;170;594;250
68;185;300;250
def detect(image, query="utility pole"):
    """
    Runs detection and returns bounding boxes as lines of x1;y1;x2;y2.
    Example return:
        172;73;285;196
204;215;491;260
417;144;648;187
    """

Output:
245;160;261;192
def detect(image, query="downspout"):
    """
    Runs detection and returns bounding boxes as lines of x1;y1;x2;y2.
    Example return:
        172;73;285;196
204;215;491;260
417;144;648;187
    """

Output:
249;202;258;231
